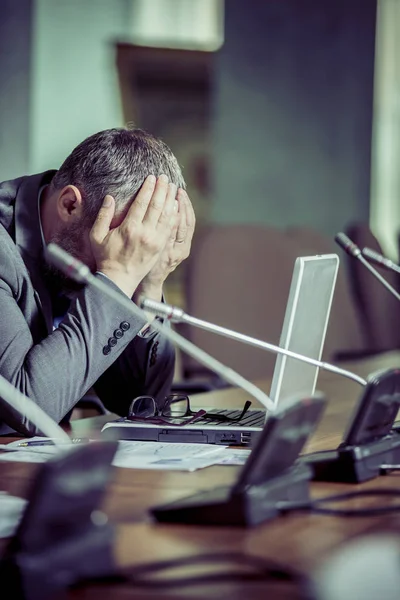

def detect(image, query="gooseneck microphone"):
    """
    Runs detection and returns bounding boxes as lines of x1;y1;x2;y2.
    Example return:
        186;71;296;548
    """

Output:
362;247;400;276
335;232;400;302
140;298;367;387
45;243;275;412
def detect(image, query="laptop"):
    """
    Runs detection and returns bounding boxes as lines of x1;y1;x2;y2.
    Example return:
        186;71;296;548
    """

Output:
101;253;339;446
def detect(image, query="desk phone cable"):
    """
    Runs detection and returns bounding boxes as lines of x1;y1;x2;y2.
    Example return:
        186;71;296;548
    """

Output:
74;551;313;597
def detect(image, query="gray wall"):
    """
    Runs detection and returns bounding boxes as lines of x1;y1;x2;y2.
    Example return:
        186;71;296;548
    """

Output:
30;0;128;173
0;0;33;181
0;0;131;181
0;0;377;238
212;0;377;237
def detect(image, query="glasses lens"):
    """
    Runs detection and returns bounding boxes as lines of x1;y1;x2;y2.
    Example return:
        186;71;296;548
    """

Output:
129;396;157;418
162;395;190;417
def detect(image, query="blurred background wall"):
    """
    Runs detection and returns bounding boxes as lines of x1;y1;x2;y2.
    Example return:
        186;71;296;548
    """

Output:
30;0;127;173
370;0;400;259
213;0;375;239
0;0;33;179
0;0;128;181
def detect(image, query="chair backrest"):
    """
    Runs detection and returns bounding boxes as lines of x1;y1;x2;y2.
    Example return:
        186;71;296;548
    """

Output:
179;224;373;386
344;222;400;353
181;225;301;381
286;227;366;360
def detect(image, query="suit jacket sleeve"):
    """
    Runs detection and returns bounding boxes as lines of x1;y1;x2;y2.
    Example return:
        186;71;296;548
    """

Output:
93;317;175;416
0;230;175;435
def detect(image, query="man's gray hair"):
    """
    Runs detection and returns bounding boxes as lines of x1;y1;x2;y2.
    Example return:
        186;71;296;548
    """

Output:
51;127;186;225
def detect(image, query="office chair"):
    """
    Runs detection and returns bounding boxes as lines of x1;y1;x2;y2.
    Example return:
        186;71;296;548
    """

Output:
177;224;301;384
286;226;366;361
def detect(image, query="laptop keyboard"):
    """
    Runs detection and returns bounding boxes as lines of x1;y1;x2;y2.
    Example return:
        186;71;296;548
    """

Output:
196;409;266;427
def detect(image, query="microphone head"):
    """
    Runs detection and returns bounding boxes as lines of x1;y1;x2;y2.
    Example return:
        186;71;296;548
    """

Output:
140;297;170;317
362;246;385;263
140;297;184;322
45;243;91;283
334;232;361;258
362;246;393;265
362;247;400;275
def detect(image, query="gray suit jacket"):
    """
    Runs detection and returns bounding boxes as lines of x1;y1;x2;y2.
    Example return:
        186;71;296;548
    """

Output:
0;171;175;435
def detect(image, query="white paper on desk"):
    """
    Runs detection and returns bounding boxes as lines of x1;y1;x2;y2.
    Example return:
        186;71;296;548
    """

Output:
0;448;59;463
0;438;229;471
0;492;27;538
213;449;251;466
112;441;228;471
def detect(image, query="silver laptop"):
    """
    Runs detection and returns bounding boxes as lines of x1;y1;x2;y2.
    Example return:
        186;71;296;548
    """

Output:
101;254;339;446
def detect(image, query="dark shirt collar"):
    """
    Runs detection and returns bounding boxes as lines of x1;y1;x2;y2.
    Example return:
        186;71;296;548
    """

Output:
14;171;57;333
14;170;56;262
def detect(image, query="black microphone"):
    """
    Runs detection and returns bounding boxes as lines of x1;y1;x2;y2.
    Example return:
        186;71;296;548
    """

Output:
334;232;361;258
140;298;367;387
335;232;400;302
362;247;400;275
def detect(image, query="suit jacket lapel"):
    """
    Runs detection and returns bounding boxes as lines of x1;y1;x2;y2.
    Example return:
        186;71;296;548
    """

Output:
14;171;56;334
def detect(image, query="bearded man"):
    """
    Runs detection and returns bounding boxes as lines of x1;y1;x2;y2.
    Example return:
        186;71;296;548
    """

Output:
0;127;195;435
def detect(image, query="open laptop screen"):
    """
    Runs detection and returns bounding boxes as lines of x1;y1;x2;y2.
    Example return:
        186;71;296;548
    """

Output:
269;254;339;409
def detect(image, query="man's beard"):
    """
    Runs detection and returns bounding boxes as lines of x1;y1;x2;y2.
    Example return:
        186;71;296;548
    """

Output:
43;223;90;295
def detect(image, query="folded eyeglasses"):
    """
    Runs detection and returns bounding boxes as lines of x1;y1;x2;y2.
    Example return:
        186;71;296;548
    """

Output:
128;394;252;427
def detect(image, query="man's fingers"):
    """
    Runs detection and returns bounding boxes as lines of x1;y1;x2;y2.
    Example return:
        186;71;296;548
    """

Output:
180;189;195;232
90;195;115;244
141;174;170;226
125;174;157;224
168;216;179;245
175;196;188;243
177;189;195;241
156;181;177;230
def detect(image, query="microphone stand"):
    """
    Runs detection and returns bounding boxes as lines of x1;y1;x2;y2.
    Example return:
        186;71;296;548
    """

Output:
141;299;400;484
140;298;367;387
0;441;118;600
335;232;400;301
298;233;400;483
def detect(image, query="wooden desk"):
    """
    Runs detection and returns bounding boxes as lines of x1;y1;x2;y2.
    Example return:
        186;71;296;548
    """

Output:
1;352;400;599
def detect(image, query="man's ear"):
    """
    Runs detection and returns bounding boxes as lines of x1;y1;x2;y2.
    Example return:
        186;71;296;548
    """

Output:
56;185;83;223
